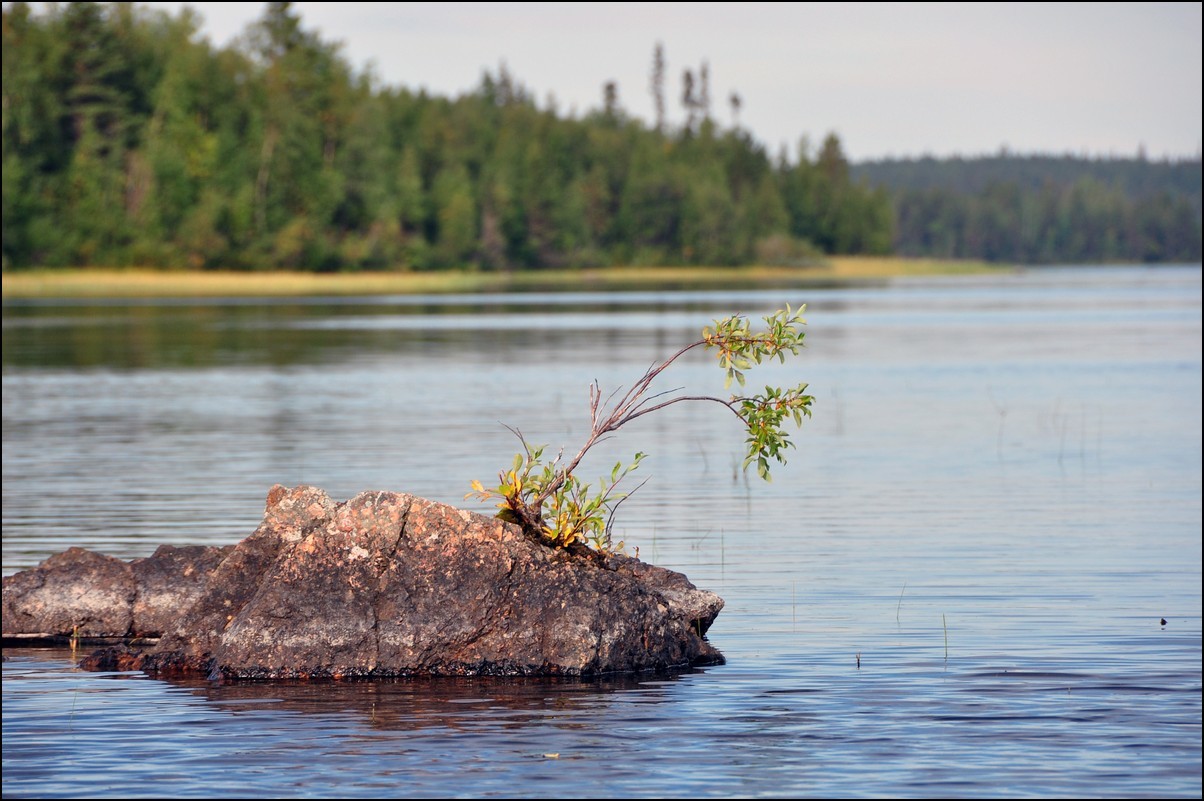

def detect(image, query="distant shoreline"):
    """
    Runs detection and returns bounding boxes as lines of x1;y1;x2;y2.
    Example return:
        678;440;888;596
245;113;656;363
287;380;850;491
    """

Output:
2;258;1006;299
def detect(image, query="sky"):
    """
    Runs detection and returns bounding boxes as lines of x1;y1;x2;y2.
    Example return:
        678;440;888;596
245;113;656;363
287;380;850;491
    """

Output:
132;2;1202;162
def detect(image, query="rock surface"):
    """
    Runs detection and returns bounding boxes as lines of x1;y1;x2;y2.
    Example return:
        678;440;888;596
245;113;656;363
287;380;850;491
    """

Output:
2;544;231;639
4;485;725;678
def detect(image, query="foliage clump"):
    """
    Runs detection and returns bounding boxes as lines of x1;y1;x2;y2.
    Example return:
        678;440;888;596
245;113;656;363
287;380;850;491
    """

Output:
468;305;814;551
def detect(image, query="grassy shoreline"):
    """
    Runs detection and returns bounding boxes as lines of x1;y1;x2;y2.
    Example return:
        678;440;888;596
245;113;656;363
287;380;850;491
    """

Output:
1;257;1006;299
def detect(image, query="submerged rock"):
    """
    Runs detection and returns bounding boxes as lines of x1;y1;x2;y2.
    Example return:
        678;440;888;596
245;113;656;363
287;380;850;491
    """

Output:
5;485;724;678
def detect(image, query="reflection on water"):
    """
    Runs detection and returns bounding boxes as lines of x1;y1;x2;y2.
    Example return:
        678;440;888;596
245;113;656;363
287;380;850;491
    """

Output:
3;266;1201;797
4;634;1200;798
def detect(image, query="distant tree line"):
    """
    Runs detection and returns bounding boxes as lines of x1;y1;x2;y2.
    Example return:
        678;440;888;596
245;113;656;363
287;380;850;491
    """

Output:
3;3;1197;272
1;2;888;272
855;155;1201;263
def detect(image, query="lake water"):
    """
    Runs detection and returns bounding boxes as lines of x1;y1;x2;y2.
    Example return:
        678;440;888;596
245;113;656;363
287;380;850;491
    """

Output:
3;265;1201;798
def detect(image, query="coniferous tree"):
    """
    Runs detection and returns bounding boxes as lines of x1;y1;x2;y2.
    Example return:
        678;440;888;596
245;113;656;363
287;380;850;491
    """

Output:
650;42;666;134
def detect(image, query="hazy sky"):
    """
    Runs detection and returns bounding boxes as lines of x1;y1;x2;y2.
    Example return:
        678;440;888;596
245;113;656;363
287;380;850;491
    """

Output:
139;2;1203;162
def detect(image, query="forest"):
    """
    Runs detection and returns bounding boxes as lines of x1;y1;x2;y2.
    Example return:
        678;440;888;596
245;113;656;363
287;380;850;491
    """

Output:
2;2;1199;272
855;155;1201;264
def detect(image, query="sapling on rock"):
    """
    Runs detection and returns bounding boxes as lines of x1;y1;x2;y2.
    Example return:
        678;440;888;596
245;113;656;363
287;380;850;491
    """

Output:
468;305;814;552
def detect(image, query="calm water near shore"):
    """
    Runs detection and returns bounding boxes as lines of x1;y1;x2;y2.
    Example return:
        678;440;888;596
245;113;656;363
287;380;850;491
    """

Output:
3;265;1201;798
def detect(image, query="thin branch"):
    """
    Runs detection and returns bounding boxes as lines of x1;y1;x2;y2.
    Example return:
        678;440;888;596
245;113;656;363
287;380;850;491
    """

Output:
604;476;650;539
625;385;687;417
615;394;745;429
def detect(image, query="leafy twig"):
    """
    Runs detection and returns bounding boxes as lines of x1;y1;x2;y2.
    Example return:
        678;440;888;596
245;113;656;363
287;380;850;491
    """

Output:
467;305;814;550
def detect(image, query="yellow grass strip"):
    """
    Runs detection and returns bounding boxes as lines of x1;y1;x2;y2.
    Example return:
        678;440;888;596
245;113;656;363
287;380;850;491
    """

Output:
824;256;1003;278
2;259;1003;299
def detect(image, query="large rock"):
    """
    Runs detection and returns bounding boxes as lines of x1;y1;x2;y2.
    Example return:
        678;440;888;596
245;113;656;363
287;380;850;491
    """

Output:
5;485;724;678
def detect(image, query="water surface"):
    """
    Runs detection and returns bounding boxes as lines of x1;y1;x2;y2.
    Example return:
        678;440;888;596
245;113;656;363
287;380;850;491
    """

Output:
3;265;1201;797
